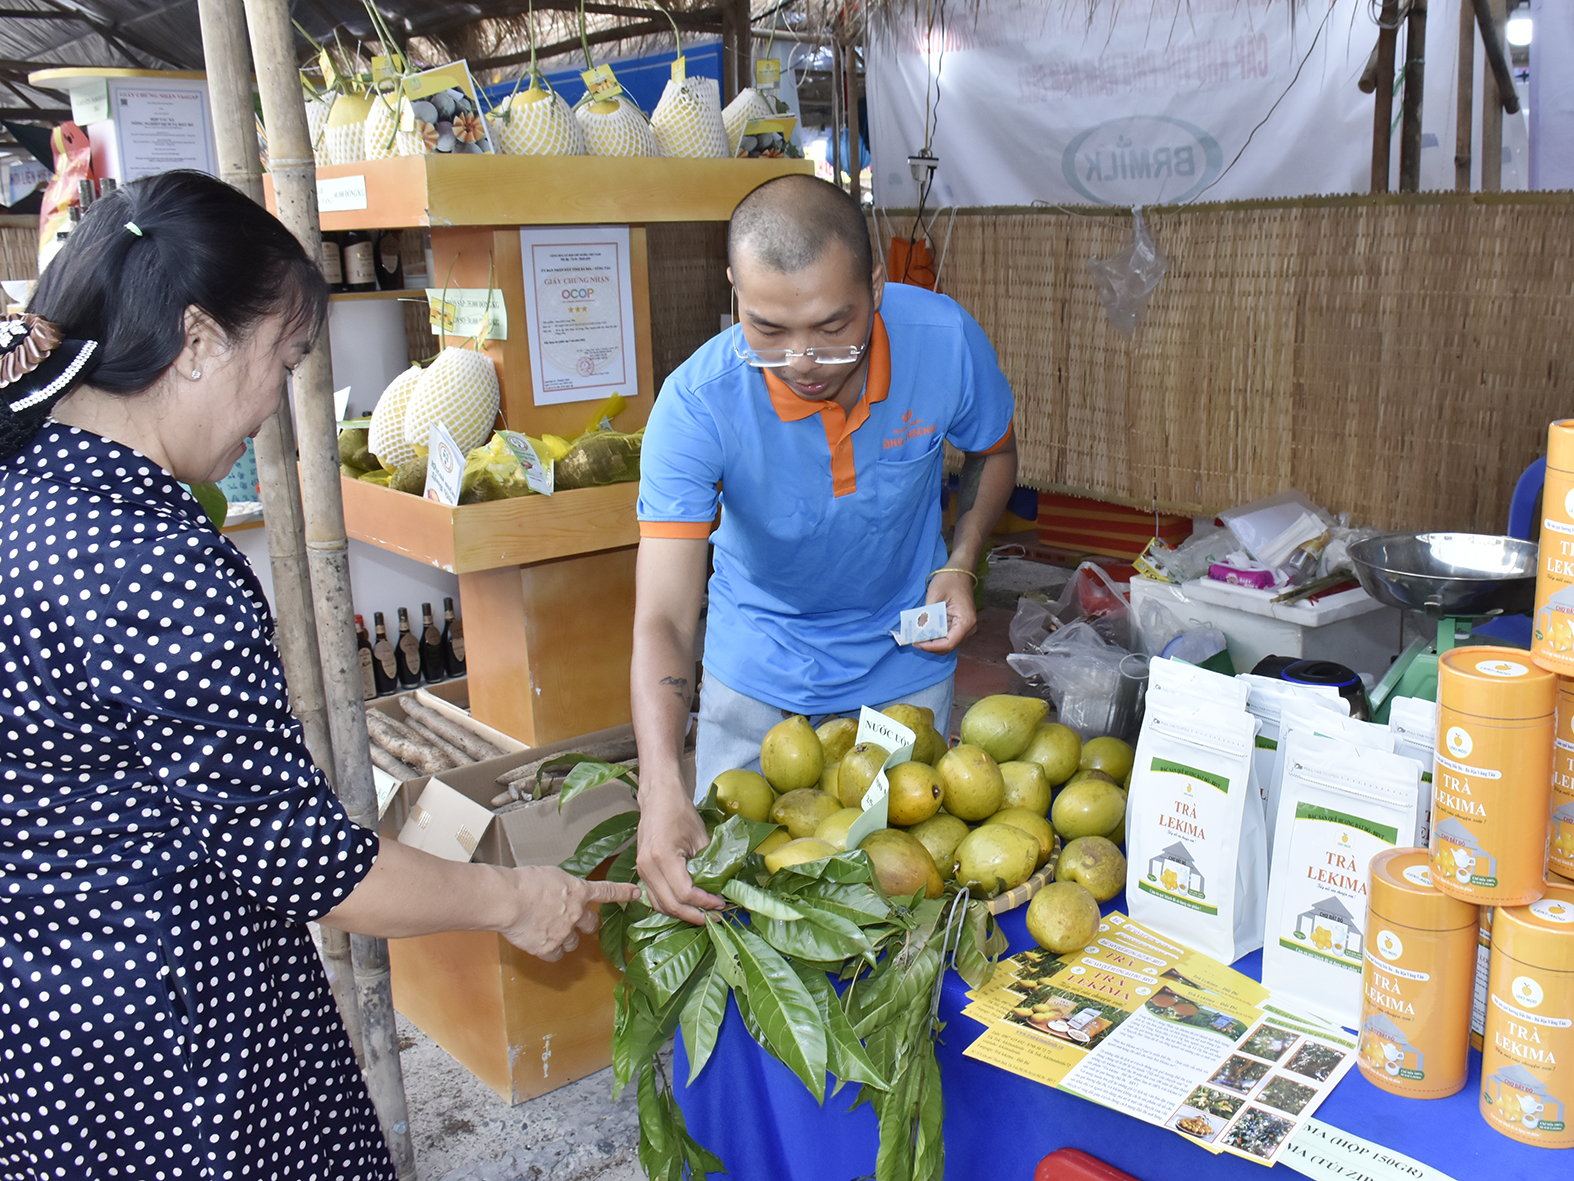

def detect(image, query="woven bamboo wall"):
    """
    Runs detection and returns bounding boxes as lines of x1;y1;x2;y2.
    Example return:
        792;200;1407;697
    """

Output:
876;194;1574;534
0;221;37;285
646;221;730;391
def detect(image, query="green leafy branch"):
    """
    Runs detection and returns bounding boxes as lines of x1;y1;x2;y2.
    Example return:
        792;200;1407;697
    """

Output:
562;793;1005;1181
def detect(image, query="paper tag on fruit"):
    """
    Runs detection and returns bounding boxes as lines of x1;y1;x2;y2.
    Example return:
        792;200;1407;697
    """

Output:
670;55;686;82
498;430;555;496
891;603;948;646
845;707;917;851
423;421;465;506
581;64;623;101
755;59;781;86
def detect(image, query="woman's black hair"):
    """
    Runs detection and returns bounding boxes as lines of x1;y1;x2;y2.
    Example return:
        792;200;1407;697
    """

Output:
29;169;329;396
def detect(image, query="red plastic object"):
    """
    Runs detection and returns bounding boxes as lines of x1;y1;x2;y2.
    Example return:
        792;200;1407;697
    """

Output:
1034;1147;1143;1181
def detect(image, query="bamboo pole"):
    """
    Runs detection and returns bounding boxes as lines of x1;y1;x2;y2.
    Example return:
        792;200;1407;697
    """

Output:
240;0;414;1174
1371;0;1400;192
195;0;366;1069
830;36;844;192
1478;0;1507;191
1455;0;1474;190
1399;0;1427;192
842;28;862;205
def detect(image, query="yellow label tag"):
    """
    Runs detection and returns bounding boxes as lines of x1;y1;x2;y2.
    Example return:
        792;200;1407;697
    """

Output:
428;297;457;332
581;64;623;101
371;54;400;89
670;55;687;82
755;59;781;86
318;50;340;90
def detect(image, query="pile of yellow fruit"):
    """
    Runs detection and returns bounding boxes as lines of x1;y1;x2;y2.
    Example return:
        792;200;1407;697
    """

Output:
709;693;1133;951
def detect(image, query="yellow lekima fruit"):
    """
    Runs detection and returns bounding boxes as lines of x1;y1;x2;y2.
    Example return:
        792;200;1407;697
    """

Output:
368;365;424;470
324;91;372;165
721;87;778;155
576;95;659;157
403;347;500;455
362;88;406;160
305;91;334;166
650;76;729;159
491;82;586;155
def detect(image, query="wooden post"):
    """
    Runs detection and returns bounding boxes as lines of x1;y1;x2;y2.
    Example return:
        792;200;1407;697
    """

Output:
195;0;365;1064
1478;0;1507;191
842;29;862;204
1398;0;1427;192
239;0;414;1174
1456;0;1474;189
720;0;750;105
1371;0;1400;192
830;37;844;191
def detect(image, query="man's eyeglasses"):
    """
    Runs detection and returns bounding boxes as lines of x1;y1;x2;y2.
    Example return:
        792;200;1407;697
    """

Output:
729;290;870;369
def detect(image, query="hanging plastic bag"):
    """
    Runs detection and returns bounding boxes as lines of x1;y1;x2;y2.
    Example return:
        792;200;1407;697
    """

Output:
1006;621;1127;736
1008;596;1056;655
1050;561;1131;650
1088;206;1167;334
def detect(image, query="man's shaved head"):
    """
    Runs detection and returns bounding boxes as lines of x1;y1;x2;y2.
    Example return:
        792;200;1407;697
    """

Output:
728;174;874;286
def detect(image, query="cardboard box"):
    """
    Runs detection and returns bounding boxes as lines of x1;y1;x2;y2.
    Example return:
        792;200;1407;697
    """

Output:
368;687;526;816
381;723;651;1104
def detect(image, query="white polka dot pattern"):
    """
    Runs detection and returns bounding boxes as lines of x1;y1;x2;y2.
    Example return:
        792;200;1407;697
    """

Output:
0;426;391;1178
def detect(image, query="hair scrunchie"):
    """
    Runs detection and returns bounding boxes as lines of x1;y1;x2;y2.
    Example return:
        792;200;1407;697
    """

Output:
0;314;100;460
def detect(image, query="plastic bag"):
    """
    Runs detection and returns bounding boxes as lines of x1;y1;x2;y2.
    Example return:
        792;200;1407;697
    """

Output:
1135;524;1232;584
1218;490;1335;569
1088;206;1167;334
459;434;536;503
1008;596;1056;655
1049;561;1131;650
554;429;643;490
1007;621;1127;735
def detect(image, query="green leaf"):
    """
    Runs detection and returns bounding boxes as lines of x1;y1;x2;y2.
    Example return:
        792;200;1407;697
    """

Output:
558;757;638;810
679;954;731;1084
950;900;1003;992
769;849;876;886
630;909;687;934
613;981;687;1099
755;909;872;964
911;1049;946;1181
626;925;710;1007
726;925;829;1103
598;901;631;972
792;962;889;1095
849;947;941;1041
606;841;640;883
637;1065;683;1181
706;919;745;989
186;482;228;528
682;1131;728;1180
794;879;893;924
721;878;806;922
558;809;640;876
686;814;754;893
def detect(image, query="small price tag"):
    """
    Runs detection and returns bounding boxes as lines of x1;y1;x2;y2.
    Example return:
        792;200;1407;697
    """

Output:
370;54;400;89
318;50;340;89
422;420;465;506
670;55;687;82
580;64;623;101
498;430;555;496
755;58;782;87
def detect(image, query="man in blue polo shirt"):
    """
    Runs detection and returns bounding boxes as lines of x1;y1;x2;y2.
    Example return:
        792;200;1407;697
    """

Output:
633;174;1017;922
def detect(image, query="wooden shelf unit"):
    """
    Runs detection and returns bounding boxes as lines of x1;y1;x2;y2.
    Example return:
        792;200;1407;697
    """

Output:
316;155;808;747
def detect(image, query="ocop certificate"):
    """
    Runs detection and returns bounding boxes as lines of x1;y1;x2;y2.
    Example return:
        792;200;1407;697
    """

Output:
519;225;639;407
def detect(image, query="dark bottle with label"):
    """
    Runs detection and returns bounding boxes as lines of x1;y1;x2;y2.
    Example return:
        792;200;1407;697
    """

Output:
371;611;399;696
395;607;421;686
320;232;345;292
419;602;444;682
441;596;466;677
354;614;376;700
374;229;405;291
341;229;377;292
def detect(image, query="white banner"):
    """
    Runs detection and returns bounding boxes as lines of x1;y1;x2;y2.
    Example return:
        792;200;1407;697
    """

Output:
866;0;1522;209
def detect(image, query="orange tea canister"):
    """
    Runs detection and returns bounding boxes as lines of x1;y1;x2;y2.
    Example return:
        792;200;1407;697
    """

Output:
1432;647;1555;907
1472;907;1494;1052
1553;679;1574;878
1480;884;1574;1147
1359;849;1479;1098
1534;420;1574;674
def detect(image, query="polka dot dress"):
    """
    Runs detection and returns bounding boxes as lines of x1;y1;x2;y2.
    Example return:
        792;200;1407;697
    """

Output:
0;426;393;1179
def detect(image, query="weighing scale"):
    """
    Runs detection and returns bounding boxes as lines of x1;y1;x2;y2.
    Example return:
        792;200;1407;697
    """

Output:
1348;533;1538;723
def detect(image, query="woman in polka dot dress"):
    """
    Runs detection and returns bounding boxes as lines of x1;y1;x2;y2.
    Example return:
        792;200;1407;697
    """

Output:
0;172;639;1179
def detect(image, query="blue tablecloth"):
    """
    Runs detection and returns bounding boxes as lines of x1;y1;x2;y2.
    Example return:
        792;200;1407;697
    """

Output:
672;892;1555;1181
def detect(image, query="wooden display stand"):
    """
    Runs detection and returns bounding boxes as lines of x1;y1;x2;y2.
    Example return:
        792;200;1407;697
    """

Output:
278;154;813;745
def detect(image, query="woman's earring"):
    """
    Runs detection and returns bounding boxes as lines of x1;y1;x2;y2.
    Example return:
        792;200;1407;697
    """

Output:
191;369;201;380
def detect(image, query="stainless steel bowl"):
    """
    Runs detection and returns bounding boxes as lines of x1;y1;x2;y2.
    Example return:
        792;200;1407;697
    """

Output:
1347;533;1538;617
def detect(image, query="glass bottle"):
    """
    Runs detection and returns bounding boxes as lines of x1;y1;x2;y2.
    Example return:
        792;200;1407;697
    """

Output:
441;596;465;677
419;602;444;682
395;607;421;686
354;614;376;701
371;611;398;696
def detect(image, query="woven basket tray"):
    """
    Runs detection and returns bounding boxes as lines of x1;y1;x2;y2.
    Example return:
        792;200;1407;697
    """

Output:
987;862;1055;915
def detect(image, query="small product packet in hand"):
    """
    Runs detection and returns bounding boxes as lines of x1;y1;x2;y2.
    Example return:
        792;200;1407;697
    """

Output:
891;603;948;646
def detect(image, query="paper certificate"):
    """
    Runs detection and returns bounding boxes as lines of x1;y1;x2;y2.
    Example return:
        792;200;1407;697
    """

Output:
109;80;216;179
519;226;639;407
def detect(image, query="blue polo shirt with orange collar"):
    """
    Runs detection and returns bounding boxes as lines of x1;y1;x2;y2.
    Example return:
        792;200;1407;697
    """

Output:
637;281;1014;714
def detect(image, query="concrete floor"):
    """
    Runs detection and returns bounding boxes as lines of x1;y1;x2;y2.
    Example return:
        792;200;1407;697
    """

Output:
400;537;1075;1179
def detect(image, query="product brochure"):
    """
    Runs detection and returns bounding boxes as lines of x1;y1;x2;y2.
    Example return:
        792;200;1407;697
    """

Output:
963;913;1358;1166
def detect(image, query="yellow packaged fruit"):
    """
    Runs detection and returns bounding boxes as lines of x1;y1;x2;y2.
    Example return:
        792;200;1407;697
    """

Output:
722;87;778;155
324;91;372;165
554;430;643;489
491;81;586;155
306;91;334;166
650;75;729;158
368;365;424;470
576;95;659;157
362;89;406;160
403;347;500;455
459;435;536;504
